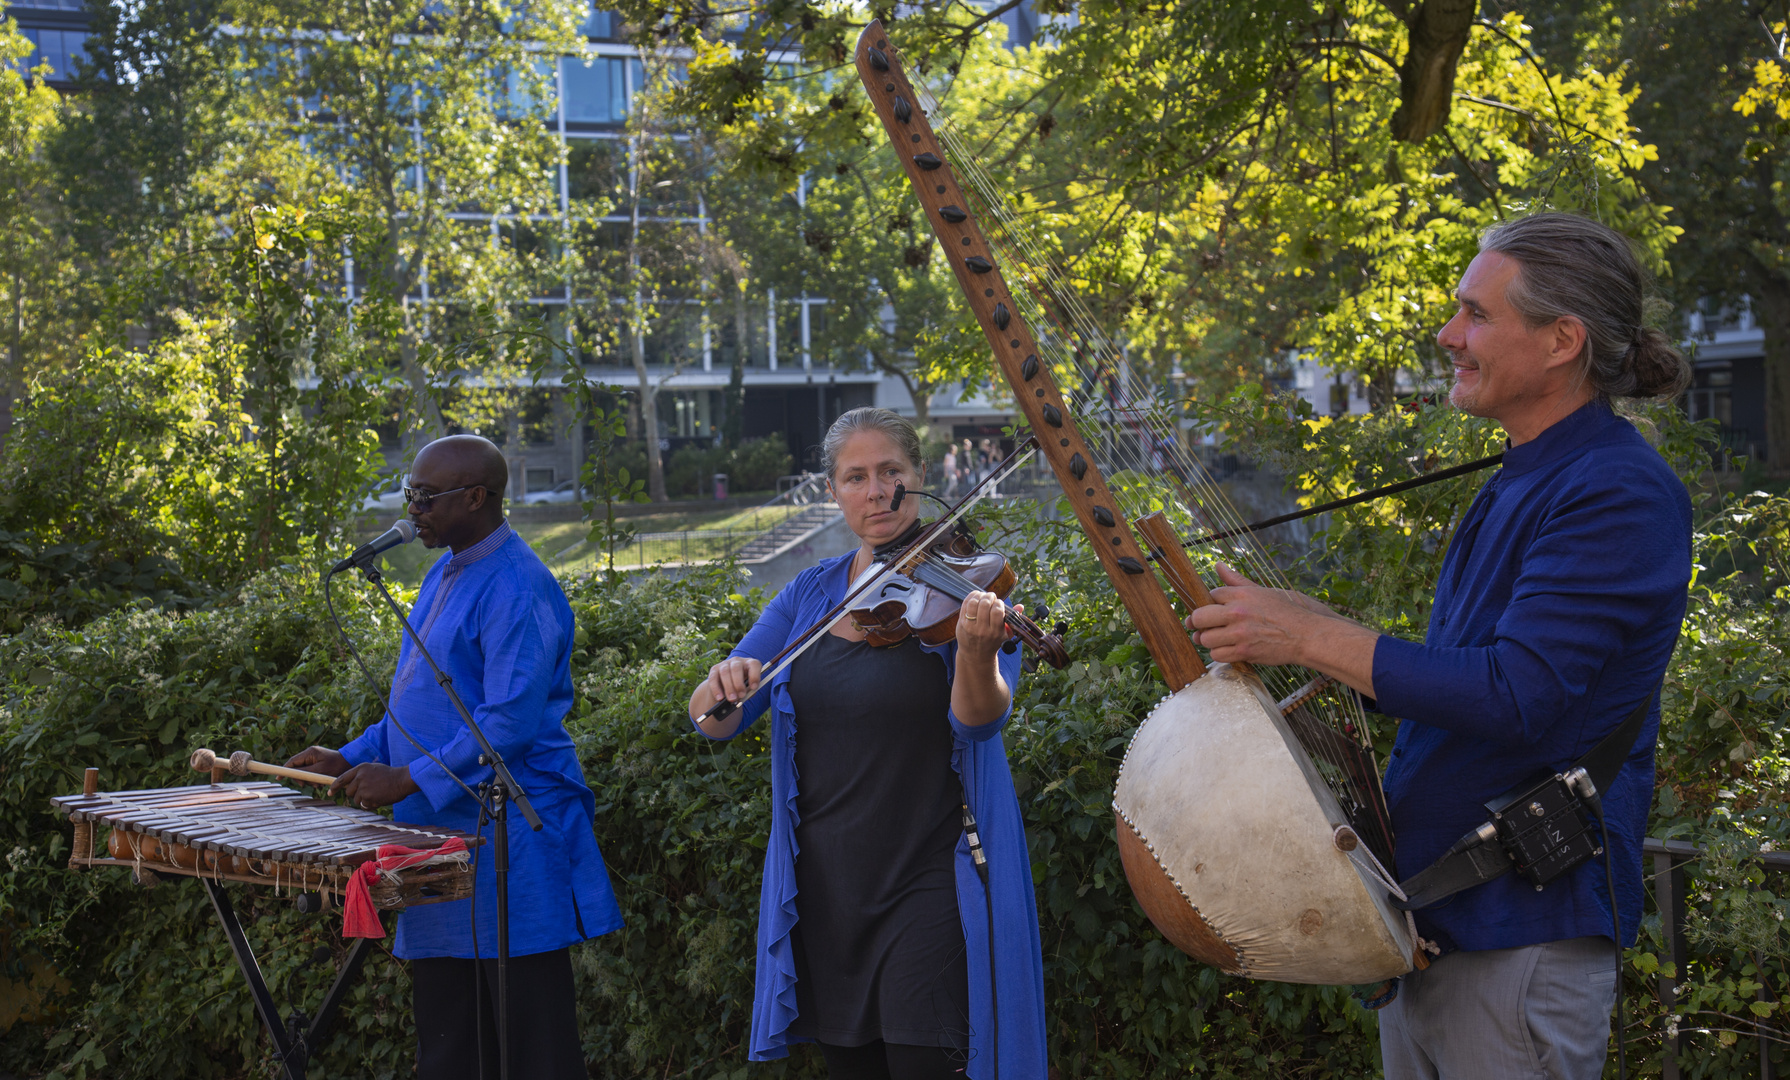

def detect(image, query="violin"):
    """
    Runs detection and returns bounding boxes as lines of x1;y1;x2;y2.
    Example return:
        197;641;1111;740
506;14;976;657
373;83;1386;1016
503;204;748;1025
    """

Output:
697;439;1066;725
848;517;1070;668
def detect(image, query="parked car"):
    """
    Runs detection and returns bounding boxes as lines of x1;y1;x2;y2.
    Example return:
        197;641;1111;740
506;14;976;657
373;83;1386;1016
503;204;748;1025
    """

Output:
360;478;407;514
521;480;580;505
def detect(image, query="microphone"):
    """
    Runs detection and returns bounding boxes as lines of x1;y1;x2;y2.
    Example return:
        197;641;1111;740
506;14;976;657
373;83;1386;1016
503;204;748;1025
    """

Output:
331;520;417;574
892;483;906;511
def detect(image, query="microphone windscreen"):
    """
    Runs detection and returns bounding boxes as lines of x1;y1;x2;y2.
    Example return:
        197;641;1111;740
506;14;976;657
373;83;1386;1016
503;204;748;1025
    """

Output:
392;520;417;543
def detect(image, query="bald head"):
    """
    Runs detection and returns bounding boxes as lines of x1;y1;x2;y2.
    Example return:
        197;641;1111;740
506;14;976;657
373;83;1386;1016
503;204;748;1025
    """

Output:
415;434;509;498
406;435;508;549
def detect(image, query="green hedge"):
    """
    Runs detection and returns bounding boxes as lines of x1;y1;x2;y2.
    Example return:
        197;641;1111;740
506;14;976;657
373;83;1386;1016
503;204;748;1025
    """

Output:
0;551;1380;1079
3;397;1786;1079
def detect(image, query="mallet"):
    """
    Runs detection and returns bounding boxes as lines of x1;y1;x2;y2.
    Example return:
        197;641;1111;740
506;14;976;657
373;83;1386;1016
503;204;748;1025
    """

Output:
190;748;336;788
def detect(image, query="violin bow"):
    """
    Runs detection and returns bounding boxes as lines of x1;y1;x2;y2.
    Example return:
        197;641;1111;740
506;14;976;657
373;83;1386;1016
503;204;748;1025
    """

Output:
697;439;1039;724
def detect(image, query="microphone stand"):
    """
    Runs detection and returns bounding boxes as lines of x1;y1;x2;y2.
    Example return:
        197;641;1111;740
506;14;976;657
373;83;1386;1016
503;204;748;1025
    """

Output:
352;557;543;1080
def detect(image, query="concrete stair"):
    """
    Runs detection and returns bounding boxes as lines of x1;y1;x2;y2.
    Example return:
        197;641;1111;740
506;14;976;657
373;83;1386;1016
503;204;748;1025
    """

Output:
735;503;842;561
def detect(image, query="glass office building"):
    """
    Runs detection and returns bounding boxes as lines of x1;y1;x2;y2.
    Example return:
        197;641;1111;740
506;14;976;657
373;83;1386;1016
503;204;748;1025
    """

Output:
5;0;1038;487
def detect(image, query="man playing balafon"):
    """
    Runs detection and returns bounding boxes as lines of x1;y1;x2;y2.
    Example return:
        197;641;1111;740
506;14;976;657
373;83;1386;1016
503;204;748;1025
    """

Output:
1187;214;1692;1079
288;434;623;1080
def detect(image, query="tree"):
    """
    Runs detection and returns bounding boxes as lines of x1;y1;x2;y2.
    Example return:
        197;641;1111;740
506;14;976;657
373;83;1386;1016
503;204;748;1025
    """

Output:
1621;0;1790;473
628;2;1672;416
0;203;387;604
231;0;585;448
51;0;240;337
565;52;715;503
0;20;65;456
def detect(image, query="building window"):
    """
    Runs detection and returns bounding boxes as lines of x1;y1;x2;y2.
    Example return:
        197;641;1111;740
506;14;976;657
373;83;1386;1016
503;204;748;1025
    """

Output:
1687;365;1734;428
18;27;90;82
663;391;715;439
562;55;636;123
582;6;618;39
525;466;556;492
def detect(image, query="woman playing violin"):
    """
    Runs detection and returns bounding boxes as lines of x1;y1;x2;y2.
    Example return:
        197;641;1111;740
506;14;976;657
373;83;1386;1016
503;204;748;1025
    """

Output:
687;408;1047;1080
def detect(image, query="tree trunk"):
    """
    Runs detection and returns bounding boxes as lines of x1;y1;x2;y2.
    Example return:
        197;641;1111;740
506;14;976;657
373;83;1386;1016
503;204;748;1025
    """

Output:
725;286;749;448
624;127;669;502
1368;367;1400;411
1388;0;1476;143
1751;276;1790;475
1;268;20;458
632;315;668;502
399;306;448;440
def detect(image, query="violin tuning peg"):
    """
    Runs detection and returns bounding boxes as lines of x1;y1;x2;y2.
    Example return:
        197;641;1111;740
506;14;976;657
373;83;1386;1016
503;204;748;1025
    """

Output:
1001;640;1018;654
1054;622;1068;637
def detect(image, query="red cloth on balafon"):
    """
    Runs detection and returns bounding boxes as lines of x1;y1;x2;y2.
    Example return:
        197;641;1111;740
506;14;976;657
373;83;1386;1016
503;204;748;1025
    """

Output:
343;838;470;939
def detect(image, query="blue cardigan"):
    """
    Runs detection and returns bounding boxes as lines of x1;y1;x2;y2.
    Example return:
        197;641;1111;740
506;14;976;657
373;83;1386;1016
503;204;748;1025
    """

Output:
694;552;1048;1077
1373;402;1691;953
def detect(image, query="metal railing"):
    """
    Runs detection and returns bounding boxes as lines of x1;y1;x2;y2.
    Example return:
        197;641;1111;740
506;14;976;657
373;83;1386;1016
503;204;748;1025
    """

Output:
556;477;840;571
1645;835;1789;1079
771;472;831;505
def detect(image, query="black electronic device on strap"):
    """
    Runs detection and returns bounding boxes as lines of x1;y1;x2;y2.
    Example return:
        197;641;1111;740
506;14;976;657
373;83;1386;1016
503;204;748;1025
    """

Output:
1393;692;1653;911
1485;766;1603;891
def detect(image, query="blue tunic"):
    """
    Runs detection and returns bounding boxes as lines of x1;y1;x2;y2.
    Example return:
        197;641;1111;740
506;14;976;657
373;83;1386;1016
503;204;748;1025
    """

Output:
695;552;1048;1078
1373;401;1691;953
340;522;624;959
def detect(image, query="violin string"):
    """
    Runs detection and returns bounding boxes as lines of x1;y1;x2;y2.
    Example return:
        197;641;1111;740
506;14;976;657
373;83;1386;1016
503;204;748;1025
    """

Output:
910;558;1034;630
904;59;1389;855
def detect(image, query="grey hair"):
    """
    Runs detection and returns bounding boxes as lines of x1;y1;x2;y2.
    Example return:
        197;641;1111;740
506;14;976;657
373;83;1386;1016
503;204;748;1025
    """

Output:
1478;213;1690;400
820;407;924;479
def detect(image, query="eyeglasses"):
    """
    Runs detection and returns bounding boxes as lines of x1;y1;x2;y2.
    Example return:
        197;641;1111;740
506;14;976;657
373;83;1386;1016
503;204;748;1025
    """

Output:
402;484;479;511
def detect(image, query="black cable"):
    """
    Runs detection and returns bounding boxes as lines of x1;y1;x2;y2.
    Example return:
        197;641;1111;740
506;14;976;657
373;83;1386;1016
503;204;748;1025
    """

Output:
321;569;485;807
962;801;998;1080
1600;810;1627;1080
325;568;500;1075
890;483;956;513
1181;452;1506;546
984;878;998;1080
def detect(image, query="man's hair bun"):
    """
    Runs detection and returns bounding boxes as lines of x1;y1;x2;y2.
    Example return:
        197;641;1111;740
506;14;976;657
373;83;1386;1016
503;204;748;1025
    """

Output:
1624;325;1692;399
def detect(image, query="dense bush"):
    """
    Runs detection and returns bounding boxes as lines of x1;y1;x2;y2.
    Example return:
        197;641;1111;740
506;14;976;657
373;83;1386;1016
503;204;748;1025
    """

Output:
0;205;389;634
663;437;796;498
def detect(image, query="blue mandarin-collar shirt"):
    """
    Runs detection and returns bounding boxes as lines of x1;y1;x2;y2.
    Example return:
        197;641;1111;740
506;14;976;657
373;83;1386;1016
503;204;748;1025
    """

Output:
694;552;1048;1080
340;522;624;959
1373;401;1691;953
